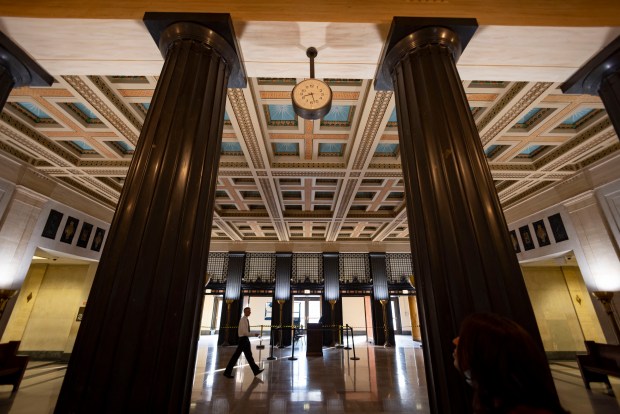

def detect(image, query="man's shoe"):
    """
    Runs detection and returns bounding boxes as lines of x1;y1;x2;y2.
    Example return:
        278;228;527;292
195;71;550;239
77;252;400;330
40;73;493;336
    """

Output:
254;369;264;376
223;372;234;379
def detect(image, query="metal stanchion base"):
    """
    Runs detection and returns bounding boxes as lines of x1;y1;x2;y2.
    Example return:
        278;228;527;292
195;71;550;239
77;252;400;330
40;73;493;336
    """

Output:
256;345;265;349
288;357;298;360
344;346;352;350
350;356;360;360
336;344;344;349
267;356;277;360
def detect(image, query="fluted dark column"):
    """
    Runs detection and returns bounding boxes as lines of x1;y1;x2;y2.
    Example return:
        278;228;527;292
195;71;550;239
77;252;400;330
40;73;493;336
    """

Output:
323;253;341;345
369;253;394;346
0;66;13;111
55;14;245;414
274;253;293;347
376;18;546;414
0;32;53;112
562;35;620;139
275;253;292;300
219;252;245;346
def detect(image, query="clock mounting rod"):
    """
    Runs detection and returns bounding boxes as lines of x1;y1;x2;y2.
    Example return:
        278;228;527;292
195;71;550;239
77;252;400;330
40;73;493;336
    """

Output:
307;47;317;79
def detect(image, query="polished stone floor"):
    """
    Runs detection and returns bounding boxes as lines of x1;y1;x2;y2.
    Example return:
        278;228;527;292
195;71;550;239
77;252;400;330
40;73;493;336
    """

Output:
1;335;619;413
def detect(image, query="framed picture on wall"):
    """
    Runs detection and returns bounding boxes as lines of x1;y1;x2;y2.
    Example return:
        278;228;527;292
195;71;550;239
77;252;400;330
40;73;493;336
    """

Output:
60;216;79;244
76;222;93;248
42;209;64;239
519;225;535;251
76;306;86;322
548;213;569;242
509;230;521;253
91;227;106;252
532;220;551;247
265;302;272;321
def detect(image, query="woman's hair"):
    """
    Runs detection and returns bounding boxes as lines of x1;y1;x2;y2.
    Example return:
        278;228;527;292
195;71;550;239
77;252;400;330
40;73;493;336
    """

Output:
455;313;568;414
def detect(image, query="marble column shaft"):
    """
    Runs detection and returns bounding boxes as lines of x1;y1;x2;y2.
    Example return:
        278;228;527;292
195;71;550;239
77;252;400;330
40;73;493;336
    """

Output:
0;65;14;110
561;35;620;140
384;24;545;413
55;22;233;413
600;71;620;138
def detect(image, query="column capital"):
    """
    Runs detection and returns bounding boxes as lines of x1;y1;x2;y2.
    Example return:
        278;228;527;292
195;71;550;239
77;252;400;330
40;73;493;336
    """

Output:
375;17;477;91
0;32;53;88
143;12;246;88
562;35;620;95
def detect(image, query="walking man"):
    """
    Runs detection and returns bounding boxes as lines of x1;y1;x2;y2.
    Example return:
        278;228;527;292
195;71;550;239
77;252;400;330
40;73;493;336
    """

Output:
223;306;264;378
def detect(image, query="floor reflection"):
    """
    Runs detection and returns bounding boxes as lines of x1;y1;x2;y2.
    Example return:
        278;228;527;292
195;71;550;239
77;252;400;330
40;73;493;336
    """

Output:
190;335;429;413
0;335;618;413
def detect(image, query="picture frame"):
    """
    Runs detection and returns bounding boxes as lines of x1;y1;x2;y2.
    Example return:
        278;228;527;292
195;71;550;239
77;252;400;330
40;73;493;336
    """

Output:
548;213;569;242
42;209;63;239
76;222;93;248
519;225;535;251
60;216;79;244
509;230;521;253
91;227;106;252
532;220;551;247
265;302;272;321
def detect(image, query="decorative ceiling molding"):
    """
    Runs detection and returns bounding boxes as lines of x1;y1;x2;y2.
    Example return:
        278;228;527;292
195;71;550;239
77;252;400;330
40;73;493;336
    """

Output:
1;74;618;243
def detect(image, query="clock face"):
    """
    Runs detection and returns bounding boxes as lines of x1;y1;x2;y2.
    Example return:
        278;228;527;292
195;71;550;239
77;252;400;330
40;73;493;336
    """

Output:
291;79;333;119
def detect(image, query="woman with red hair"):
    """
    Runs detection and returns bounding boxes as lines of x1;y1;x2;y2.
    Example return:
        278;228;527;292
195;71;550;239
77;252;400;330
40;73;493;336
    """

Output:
453;313;569;414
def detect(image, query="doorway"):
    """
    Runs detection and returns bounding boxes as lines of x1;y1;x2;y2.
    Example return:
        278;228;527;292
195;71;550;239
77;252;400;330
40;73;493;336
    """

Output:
200;295;222;335
390;297;402;335
292;295;322;328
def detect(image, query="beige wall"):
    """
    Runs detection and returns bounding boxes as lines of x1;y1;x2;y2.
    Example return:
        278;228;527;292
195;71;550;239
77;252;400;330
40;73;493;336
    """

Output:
3;263;96;353
0;155;112;296
342;296;366;333
522;265;604;352
246;296;272;333
562;266;606;343
2;263;47;343
63;264;97;353
504;158;620;343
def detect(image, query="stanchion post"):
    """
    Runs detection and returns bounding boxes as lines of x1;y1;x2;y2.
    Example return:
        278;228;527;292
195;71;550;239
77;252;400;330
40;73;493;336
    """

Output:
336;325;344;348
256;324;265;349
344;323;351;350
288;326;298;361
349;325;360;360
267;325;276;360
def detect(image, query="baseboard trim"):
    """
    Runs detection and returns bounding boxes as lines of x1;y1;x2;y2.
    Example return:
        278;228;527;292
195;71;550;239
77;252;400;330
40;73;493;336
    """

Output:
19;350;70;361
546;351;577;360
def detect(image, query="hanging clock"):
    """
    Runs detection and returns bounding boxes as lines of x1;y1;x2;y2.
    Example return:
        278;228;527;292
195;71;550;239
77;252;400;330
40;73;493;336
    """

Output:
291;47;333;120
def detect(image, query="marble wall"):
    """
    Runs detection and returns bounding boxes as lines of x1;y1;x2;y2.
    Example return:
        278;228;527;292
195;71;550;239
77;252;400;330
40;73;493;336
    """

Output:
2;262;96;359
522;265;604;356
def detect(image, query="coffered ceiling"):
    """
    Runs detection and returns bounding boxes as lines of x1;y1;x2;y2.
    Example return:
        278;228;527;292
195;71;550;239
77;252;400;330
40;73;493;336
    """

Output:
0;14;619;250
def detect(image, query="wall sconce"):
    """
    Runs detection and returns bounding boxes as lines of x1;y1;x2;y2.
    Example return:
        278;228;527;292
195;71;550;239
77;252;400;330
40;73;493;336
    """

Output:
222;298;235;346
408;275;415;289
592;291;620;343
